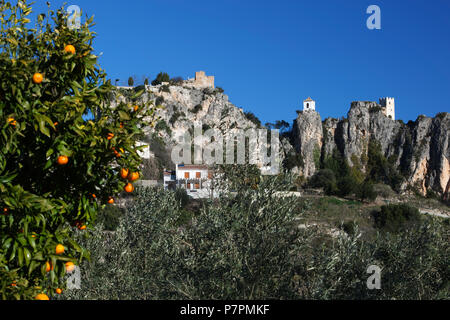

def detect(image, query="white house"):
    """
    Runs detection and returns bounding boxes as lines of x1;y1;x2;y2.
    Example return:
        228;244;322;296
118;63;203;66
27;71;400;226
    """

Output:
303;97;316;111
164;164;215;198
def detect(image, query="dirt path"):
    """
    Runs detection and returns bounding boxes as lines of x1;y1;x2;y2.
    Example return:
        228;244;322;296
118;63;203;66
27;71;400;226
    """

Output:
418;208;449;219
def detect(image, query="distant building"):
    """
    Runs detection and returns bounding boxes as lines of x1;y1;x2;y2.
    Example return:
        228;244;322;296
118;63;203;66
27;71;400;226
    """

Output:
185;71;215;89
303;97;316;111
163;164;214;198
379;97;395;120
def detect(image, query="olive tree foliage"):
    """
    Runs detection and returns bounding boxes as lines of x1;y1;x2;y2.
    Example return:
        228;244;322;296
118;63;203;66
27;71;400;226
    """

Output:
62;174;449;300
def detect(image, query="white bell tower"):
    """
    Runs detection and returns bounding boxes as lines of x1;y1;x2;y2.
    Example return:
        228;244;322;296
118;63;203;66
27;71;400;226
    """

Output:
303;97;316;111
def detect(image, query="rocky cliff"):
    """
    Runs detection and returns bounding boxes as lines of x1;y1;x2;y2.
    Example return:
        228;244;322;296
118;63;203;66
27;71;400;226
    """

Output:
292;102;449;197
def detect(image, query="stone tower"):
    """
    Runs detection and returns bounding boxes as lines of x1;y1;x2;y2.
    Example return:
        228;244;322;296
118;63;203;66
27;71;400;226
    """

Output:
379;97;395;120
194;71;215;88
303;97;316;111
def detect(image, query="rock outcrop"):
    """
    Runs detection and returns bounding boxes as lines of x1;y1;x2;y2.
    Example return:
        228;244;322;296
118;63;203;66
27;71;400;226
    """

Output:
292;110;323;178
292;101;450;197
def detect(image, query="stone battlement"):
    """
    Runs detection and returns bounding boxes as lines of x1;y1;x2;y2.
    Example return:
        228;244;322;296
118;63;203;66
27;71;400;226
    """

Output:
185;71;215;89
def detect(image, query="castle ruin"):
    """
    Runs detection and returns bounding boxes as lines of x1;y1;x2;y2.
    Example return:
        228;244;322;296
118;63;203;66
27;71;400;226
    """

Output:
185;71;215;89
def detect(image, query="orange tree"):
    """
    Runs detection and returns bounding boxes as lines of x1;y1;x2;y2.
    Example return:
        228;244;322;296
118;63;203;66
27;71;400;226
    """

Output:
0;1;157;299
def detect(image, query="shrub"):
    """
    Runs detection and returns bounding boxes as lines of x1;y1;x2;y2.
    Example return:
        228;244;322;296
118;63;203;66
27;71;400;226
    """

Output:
373;183;395;198
355;181;377;202
155;96;164;107
155;120;172;135
160;84;170;93
283;152;304;170
244;112;262;127
309;169;337;195
0;1;156;299
128;76;134;87
215;86;224;93
191;104;202;114
372;204;421;233
169;111;185;125
170;76;183;85
174;187;190;208
97;205;124;231
151;72;170;85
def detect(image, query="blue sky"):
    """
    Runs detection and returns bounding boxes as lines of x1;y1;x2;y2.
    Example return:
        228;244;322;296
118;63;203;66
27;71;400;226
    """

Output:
31;0;450;125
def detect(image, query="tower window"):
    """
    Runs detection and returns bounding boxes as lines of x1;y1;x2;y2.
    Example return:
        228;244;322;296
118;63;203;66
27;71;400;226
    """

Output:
307;103;309;108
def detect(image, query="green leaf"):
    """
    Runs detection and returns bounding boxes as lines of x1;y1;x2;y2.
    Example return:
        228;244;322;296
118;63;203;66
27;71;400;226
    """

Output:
118;111;131;121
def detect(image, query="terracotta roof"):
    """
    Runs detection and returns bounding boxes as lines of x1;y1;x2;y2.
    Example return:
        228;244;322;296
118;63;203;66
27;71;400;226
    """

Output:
304;97;313;102
177;164;209;170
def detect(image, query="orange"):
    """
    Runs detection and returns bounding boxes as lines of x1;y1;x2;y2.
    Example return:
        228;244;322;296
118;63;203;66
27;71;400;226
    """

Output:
45;261;53;272
64;44;76;55
78;225;87;230
35;293;49;300
92;193;97;199
108;197;114;204
128;172;139;182
11;281;17;287
134;105;139;112
55;288;62;295
75;221;86;230
65;261;75;273
3;207;8;215
7;117;17;126
57;155;69;165
120;168;129;179
120;122;124;128
107;133;114;140
114;150;121;158
55;244;65;255
32;73;43;84
124;183;134;193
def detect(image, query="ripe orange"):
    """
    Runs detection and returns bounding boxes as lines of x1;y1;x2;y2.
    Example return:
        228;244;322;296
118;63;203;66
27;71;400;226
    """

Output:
45;261;53;272
120;122;124;128
134;105;139;112
75;221;87;230
35;293;49;300
55;288;62;294
7;117;17;126
55;244;65;255
64;44;76;55
107;133;114;140
128;172;139;182
124;183;134;193
3;207;8;215
120;168;129;179
92;193;97;199
11;281;17;287
108;197;114;204
32;73;43;84
57;155;69;165
65;261;75;273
